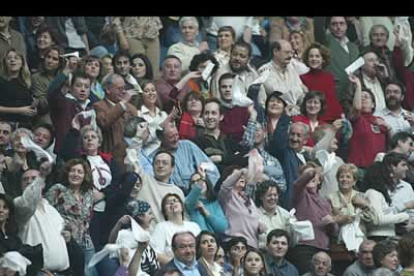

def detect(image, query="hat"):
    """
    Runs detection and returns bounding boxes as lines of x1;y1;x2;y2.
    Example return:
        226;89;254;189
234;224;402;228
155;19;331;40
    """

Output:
125;199;150;217
266;91;288;107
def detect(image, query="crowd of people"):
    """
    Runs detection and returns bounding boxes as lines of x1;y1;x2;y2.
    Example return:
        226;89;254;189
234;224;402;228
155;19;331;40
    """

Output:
1;15;414;276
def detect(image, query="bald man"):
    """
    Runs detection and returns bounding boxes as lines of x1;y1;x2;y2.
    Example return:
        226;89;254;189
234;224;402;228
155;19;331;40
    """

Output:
343;240;377;276
302;251;334;276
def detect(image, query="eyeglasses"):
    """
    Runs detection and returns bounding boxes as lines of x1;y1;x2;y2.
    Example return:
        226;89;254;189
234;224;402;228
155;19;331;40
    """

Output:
165;198;180;205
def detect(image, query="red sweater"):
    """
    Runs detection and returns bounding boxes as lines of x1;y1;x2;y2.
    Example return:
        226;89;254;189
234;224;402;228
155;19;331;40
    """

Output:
220;106;250;142
300;69;343;122
392;46;414;111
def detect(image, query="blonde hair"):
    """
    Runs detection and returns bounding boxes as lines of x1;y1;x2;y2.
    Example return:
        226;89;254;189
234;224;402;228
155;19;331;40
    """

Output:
336;163;359;182
0;48;31;88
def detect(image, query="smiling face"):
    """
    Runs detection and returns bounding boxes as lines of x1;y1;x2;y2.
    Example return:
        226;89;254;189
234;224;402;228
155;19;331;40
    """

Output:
37;31;54;50
173;233;196;266
267;235;289;259
289;124;307;151
131;57;146;79
244;251;264;276
181;20;198;43
218;30;234;51
260;186;279;212
6;50;23;74
305;96;322;117
289;32;303;52
308;48;324;69
12;132;29;154
153;153;173;181
142;82;157;107
338;171;356;193
266;97;285;117
370;26;388;48
44;49;60;71
203;102;223;131
68;163;85;187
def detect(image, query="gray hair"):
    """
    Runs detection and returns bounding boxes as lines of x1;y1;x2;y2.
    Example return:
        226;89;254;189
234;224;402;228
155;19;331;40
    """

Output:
179;17;199;29
101;73;123;91
289;122;310;137
311;251;332;267
372;268;394;276
11;128;34;141
369;24;389;40
80;125;103;145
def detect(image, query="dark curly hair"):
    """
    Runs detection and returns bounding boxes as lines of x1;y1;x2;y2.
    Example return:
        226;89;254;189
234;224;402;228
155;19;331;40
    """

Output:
63;158;93;193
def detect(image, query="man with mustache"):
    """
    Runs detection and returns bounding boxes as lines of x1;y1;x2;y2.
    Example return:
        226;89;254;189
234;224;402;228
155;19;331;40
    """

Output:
376;82;414;134
211;40;266;107
259;39;307;108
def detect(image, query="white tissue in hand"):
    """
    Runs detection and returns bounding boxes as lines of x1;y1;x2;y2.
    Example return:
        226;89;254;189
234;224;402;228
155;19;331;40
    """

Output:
0;251;31;276
21;136;53;163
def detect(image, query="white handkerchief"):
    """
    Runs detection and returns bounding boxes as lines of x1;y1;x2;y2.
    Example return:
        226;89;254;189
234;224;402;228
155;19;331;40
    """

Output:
21;136;53;163
0;251;31;276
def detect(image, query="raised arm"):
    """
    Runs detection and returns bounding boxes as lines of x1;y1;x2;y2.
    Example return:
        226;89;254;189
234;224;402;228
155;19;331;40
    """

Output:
218;168;247;206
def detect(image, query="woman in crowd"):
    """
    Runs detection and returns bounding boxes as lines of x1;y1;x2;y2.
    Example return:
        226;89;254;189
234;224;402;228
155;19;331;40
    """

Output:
214;26;236;67
150;193;201;266
218;166;263;249
31;45;65;125
300;42;343;122
45;158;97;276
196;231;226;276
187;52;219;98
185;166;228;234
398;231;414;276
81;55;104;103
101;54;114;76
293;91;327;147
289;30;310;75
222;236;248;276
372;240;400;273
130;53;154;85
178;90;205;140
28;26;61;71
0;48;35;127
240;248;268;276
289;162;338;275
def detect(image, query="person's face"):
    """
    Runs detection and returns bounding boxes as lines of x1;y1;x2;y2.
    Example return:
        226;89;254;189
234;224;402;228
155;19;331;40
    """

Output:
261;187;279;212
0;123;12;146
115;56;131;77
313;254;331;276
267;235;289;259
82;130;100;154
164;196;182;217
274;41;293;68
6;51;22;73
190;173;207;194
328;137;338;153
68;164;85;187
230;46;249;73
131;57;146;79
85;60;100;79
338;171;356;193
330;17;347;40
30;17;45;28
371;27;388;48
385;84;403;108
37;31;54;50
163;124;180;149
197;60;209;73
21;169;40;191
186;96;202;114
137;209;154;227
163;58;181;81
234;175;246;191
218;30;234;50
358;242;375;268
181;21;198;43
254;123;265;146
219;78;233;103
308;48;324;70
142;83;158;106
362;52;379;76
391;160;408;180
71;77;91;102
267;97;285;117
361;91;375;113
13;132;29;154
397;138;414;157
203;102;222;131
288;124;306;150
305;172;321;190
199;234;218;258
107;76;126;103
102;57;114;75
0;199;10;225
44;49;60;71
0;17;11;30
230;242;246;262
289;33;303;52
33;127;52;149
305;97;322;116
244;251;264;276
130;177;142;198
380;250;399;271
173;234;196;266
154;153;174;180
216;247;225;266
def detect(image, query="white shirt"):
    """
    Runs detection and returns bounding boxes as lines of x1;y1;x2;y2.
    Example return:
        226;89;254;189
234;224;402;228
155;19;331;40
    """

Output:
376;107;413;134
362;73;386;113
389;180;414;213
137;105;168;155
167;42;201;72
